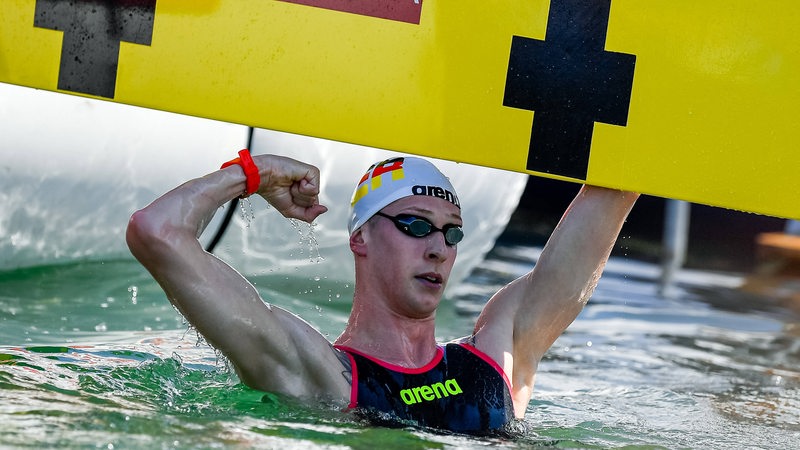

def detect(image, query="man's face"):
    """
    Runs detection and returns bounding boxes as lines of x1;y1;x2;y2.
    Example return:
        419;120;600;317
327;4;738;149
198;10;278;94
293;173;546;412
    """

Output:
360;195;462;318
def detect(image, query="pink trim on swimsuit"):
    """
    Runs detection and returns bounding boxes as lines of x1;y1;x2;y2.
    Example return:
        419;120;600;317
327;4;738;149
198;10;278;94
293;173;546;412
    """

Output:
334;345;444;373
338;349;359;409
334;344;445;409
335;342;513;411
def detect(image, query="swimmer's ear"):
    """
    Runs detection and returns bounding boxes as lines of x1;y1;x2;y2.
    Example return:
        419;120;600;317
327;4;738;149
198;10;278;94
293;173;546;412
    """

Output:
349;229;368;257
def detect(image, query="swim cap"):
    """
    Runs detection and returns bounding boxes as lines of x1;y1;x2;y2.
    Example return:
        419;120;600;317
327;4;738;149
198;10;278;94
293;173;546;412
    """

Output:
348;156;460;233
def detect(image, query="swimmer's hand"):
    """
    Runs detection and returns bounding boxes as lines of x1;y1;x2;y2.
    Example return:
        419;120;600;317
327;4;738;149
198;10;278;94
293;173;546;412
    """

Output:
256;155;328;223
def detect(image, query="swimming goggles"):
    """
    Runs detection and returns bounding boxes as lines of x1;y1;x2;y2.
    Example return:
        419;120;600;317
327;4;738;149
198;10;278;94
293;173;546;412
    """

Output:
374;212;464;246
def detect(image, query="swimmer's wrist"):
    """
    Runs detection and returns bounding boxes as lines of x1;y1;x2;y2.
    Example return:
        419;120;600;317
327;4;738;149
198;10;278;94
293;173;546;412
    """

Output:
220;149;261;197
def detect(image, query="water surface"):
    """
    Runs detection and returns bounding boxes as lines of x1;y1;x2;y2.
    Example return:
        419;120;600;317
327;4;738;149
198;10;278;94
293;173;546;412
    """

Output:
1;243;798;448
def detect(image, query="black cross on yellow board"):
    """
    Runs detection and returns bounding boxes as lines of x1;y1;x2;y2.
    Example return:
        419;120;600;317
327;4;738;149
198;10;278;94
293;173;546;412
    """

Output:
34;0;156;99
503;0;636;180
5;0;799;219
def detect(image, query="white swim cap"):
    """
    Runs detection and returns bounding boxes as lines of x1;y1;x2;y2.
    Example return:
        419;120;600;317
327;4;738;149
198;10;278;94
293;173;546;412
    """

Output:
348;156;460;234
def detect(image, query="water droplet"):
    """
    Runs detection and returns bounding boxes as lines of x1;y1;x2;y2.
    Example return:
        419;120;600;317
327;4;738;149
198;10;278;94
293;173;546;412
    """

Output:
239;197;256;227
128;286;138;305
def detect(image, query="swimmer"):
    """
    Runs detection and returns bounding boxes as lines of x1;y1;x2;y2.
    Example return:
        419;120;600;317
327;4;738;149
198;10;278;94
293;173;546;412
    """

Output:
126;152;638;435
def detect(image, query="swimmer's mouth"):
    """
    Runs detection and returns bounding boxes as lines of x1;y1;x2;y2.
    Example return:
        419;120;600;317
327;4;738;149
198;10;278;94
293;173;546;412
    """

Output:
417;273;443;284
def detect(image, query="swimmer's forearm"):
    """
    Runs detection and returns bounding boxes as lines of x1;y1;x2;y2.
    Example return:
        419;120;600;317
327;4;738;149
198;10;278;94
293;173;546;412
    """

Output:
126;153;287;246
490;186;639;356
150;168;247;239
535;186;639;304
476;188;638;322
126;153;326;266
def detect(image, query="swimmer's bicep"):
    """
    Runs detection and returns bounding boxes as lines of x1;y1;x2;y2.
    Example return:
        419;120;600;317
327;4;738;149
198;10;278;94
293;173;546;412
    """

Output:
151;247;303;374
474;271;572;365
232;306;350;401
131;224;347;400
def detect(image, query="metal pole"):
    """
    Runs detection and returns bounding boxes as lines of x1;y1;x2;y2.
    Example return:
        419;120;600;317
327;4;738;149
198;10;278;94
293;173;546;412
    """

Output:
658;200;691;298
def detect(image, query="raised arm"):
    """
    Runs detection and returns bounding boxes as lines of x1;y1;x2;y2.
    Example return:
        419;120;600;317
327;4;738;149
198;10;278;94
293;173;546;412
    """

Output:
473;185;639;417
126;154;349;402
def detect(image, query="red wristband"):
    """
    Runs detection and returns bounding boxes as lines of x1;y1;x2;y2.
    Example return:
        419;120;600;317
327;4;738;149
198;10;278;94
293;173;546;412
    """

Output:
220;149;261;196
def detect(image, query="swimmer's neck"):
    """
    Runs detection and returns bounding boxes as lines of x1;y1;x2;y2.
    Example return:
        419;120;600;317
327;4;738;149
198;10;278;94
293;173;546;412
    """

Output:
335;304;438;368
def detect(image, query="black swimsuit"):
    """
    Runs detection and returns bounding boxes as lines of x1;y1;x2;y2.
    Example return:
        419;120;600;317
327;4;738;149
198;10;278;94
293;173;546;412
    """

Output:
335;341;516;435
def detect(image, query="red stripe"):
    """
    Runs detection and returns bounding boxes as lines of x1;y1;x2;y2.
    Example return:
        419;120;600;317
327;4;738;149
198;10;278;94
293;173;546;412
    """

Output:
279;0;423;24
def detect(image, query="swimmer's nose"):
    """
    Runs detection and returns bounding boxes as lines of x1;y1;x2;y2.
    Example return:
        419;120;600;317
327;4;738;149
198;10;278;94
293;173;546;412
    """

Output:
425;231;448;262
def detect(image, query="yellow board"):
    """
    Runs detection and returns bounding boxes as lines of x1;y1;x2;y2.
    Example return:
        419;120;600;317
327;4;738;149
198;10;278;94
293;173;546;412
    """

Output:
2;0;798;219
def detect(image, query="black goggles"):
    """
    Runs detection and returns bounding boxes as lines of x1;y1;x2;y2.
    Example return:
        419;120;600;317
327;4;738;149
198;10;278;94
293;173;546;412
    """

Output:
374;212;464;246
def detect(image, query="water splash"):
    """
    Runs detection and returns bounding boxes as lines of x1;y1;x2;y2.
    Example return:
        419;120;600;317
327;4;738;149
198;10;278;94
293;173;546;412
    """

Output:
238;197;256;228
288;218;325;264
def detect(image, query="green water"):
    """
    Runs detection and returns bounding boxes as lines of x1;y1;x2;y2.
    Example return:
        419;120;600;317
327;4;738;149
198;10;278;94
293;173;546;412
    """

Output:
1;249;799;449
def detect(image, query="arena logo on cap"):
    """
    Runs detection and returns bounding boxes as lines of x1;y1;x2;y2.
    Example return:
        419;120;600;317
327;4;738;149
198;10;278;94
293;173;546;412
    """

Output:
412;185;460;208
351;157;406;206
